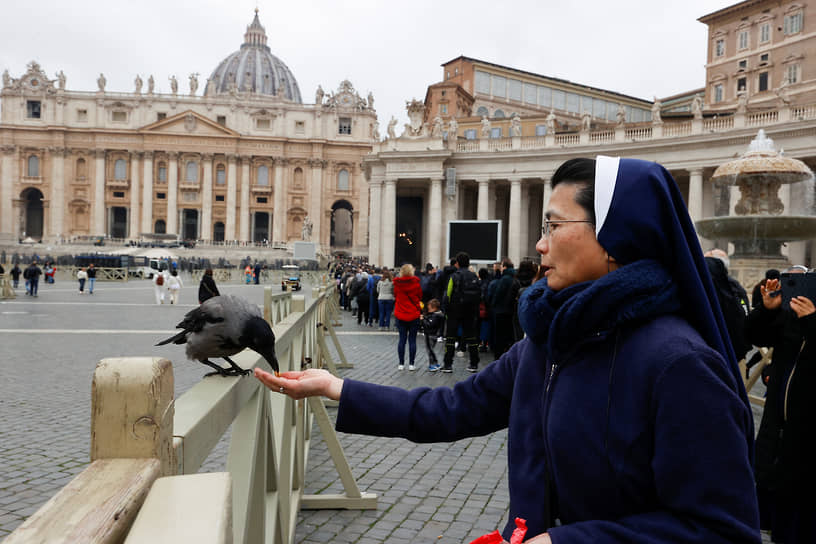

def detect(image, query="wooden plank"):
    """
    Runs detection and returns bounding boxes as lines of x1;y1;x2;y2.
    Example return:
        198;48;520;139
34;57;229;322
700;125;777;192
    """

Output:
124;473;232;544
5;459;160;544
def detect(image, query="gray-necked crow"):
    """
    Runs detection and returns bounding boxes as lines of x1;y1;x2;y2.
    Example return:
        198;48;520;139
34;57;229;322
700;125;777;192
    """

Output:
156;295;279;377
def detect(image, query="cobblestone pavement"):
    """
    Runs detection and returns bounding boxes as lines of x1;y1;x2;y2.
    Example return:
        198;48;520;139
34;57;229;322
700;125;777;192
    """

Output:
0;277;770;543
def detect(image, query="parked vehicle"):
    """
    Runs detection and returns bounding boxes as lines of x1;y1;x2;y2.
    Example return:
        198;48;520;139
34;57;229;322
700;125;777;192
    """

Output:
281;265;301;291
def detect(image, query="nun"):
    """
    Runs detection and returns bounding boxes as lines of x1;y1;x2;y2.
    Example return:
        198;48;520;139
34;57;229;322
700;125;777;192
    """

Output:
255;157;760;543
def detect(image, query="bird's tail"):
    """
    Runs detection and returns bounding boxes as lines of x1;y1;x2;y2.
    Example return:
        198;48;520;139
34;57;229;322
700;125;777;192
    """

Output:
155;330;188;346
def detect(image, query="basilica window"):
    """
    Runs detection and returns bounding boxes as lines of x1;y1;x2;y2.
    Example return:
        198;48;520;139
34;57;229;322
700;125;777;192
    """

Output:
156;192;166;199
758;72;769;92
76;109;88;122
760;23;771;44
215;195;225;202
293;167;304;189
257;197;268;204
738;30;749;51
157;162;167;183
464;129;477;140
535;125;547;136
713;84;724;103
113;191;125;198
216;164;226;185
256;118;271;129
76;158;87;179
295;121;305;134
217;115;227;126
715;39;725;57
26;101;41;119
785;64;801;85
784;12;803;35
114;159;127;180
112;111;127;123
27;155;39;177
737;77;747;93
490;127;502;139
154;219;166;234
337;169;350;191
157;113;167;121
257;165;269;186
338;118;352;135
185;161;198;183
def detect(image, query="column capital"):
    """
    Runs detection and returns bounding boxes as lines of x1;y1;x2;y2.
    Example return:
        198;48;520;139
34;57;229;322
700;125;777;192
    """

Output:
129;150;143;159
201;153;214;161
166;151;179;160
508;176;522;184
94;149;106;159
48;146;68;157
384;176;397;186
369;177;384;187
0;144;17;155
687;167;704;176
475;176;491;185
143;150;154;160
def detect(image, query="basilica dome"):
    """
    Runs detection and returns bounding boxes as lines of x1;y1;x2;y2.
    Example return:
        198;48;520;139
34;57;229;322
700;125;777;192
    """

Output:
208;10;302;102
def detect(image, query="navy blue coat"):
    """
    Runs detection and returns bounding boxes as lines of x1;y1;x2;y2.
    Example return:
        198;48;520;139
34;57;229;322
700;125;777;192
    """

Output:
336;313;759;543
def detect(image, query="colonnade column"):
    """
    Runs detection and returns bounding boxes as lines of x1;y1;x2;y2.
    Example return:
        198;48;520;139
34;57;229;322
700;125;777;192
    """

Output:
239;157;250;242
93;149;106;235
167;152;178;235
368;178;383;265
225;155;237;241
687;168;704;225
382;178;397;268
129;151;140;239
49;147;66;241
0;146;16;239
519;183;530;259
355;167;369;252
141;151;153;234
201;154;213;241
428;177;444;267
308;159;324;249
508;177;522;265
476;177;490;221
272;157;286;243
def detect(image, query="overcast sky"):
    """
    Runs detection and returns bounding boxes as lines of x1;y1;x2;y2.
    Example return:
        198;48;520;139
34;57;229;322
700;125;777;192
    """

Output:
1;0;736;126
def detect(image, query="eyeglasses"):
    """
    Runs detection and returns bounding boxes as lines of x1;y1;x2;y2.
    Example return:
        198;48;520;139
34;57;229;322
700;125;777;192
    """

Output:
541;219;594;238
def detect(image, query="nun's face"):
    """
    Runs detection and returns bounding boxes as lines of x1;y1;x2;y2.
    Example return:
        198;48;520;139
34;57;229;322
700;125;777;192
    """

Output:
537;183;611;291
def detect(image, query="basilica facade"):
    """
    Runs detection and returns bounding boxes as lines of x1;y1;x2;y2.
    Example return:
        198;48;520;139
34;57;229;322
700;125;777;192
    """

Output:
0;11;376;255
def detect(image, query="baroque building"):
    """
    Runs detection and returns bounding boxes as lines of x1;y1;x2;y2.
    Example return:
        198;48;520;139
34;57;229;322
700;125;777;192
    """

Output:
0;11;376;255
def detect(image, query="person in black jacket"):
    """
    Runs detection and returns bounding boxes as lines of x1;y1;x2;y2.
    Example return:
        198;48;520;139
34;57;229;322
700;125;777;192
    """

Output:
441;252;481;373
421;298;445;372
705;256;749;361
746;269;816;544
25;262;42;297
489;258;519;359
198;268;220;304
10;264;21;288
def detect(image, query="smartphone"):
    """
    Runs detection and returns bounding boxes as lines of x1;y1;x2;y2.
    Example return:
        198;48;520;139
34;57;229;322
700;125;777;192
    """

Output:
780;273;816;307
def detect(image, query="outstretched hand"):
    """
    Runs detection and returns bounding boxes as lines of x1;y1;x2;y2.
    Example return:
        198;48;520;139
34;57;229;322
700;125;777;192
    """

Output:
761;279;782;310
254;368;344;401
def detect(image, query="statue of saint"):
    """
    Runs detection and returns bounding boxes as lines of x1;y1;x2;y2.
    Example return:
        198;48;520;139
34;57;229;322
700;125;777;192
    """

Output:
581;111;592;131
736;92;748;114
616;103;626;126
97;73;106;92
367;91;374;110
691;94;703;119
371;121;381;140
147;75;155;94
651;97;662;124
545;109;556;133
2;69;10;88
510;113;522;136
189;73;198;95
301;216;313;241
56;70;66;90
134;74;143;94
387;116;398;139
315;84;324;105
431;116;444;138
480;115;491;137
169;75;178;95
448;118;458;139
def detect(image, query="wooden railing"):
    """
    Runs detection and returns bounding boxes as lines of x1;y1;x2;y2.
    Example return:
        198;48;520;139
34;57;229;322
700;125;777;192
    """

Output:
5;283;376;544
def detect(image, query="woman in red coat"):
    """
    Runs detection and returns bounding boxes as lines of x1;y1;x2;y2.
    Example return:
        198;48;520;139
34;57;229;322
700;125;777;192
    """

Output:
392;263;423;370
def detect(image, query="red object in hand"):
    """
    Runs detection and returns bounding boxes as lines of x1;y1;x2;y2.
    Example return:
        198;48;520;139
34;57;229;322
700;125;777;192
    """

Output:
468;530;503;544
510;518;528;544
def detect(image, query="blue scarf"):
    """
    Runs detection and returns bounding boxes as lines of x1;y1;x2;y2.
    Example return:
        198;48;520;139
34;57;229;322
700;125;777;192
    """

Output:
518;259;681;362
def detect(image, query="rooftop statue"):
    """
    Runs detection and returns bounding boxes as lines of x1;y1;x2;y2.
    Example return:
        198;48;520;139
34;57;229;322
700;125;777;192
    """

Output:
97;73;106;92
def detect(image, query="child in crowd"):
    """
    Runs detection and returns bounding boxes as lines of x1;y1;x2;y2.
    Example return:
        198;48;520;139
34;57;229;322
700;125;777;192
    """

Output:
421;298;445;372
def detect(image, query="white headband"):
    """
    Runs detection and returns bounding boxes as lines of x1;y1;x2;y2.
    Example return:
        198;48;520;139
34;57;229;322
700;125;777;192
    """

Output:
594;155;620;236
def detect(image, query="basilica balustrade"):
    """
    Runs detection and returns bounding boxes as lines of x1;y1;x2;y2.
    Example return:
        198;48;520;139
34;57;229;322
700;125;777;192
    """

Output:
454;101;816;152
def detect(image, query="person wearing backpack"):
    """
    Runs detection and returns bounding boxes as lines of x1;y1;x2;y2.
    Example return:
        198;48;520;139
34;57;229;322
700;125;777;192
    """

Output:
153;270;167;304
442;252;481;373
490;257;520;359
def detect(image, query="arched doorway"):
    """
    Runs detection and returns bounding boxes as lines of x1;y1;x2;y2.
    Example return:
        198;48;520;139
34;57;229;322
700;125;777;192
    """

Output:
331;200;353;248
21;188;44;240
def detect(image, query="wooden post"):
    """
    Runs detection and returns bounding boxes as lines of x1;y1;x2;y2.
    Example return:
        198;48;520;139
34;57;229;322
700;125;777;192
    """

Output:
91;357;176;476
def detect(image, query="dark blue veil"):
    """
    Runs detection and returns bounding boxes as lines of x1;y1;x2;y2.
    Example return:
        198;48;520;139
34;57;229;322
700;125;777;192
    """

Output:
594;156;751;418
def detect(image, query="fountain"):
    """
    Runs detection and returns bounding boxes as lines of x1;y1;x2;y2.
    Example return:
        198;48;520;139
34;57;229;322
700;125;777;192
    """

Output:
695;129;816;288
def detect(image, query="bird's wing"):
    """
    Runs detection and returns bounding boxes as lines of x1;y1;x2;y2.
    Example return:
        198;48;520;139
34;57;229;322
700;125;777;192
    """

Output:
155;302;225;346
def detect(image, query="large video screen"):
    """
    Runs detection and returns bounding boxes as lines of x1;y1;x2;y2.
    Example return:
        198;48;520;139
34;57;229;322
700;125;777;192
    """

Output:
447;220;502;263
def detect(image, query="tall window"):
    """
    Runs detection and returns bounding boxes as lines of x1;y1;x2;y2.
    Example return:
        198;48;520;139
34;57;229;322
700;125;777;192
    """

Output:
784;12;803;35
337;169;350;191
785;64;800;84
715;39;725;57
257;165;269;186
737;77;747;92
27;155;39;177
76;158;86;179
338;118;352;135
758;72;769;92
738;30;749;50
114;159;127;180
476;106;489;117
216;164;226;185
490;127;502;139
714;84;724;103
185;161;198;182
26;100;41;119
157;162;167;183
760;23;770;43
535;125;547;136
464;129;477;140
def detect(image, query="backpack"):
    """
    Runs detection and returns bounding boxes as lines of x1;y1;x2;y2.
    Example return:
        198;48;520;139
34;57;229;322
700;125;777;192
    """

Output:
452;269;481;306
156;274;164;286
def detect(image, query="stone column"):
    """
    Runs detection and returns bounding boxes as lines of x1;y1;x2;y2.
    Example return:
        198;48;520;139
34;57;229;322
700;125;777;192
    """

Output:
0;145;17;240
166;152;178;235
308;159;325;250
519;183;530;259
272;158;287;243
49;147;66;241
355;166;369;252
201;153;213;241
129;151;141;239
428;177;444;266
382;178;397;267
225;155;238;241
93;149;106;235
141;151;154;234
368;178;383;265
487;179;497;220
239;158;250;242
476;177;490;221
687;168;704;224
508;177;522;264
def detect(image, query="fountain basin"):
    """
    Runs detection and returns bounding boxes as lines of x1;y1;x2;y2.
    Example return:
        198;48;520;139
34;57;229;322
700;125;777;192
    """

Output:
695;215;816;241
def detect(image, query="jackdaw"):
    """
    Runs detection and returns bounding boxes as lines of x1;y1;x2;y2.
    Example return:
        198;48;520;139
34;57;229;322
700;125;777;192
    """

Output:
156;294;279;377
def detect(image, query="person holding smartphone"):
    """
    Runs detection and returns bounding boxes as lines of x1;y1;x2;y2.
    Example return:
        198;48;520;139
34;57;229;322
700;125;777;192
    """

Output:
746;267;816;544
